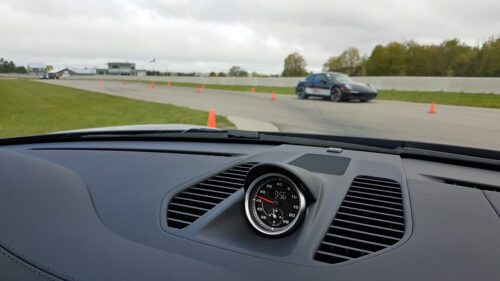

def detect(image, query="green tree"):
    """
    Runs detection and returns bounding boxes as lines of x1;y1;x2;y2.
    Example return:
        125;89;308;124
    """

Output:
322;56;341;72
218;72;227;77
405;41;429;76
478;37;500;77
281;52;308;77
322;47;364;75
209;71;216;77
366;42;407;75
228;66;249;77
365;45;386;75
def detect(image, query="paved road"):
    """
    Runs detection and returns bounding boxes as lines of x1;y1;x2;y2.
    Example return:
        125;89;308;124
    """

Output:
42;79;500;150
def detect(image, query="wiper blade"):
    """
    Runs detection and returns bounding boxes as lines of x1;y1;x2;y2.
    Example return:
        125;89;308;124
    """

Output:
0;129;265;145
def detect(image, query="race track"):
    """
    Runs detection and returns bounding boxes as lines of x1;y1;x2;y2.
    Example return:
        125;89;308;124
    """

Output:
41;79;500;150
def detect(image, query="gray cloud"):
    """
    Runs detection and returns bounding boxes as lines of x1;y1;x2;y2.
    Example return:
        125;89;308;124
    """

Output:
1;0;499;73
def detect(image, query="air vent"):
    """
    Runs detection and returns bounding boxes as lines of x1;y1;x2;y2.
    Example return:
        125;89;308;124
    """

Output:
314;175;405;264
167;162;258;229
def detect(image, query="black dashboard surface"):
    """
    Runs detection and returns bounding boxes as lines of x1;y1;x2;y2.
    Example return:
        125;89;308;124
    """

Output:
1;141;499;281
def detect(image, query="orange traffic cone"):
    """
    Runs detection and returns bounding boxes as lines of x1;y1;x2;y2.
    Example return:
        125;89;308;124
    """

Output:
123;80;126;86
207;109;216;128
99;78;102;83
168;81;171;86
429;102;436;114
139;79;142;84
251;87;255;93
196;88;200;93
202;83;205;89
271;93;275;100
151;81;155;89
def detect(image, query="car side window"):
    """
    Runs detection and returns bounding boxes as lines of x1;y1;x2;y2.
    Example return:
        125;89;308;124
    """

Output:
315;75;326;82
306;75;315;82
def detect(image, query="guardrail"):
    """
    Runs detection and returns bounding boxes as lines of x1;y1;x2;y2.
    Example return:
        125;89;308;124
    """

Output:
4;73;500;94
67;75;500;94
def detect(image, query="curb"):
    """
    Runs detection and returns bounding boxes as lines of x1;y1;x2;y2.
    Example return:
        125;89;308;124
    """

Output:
227;116;279;132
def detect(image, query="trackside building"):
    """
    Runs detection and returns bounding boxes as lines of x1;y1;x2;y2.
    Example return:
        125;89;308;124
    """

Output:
107;62;136;76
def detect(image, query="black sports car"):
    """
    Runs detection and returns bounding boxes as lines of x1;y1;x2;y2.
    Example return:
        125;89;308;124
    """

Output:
296;72;378;102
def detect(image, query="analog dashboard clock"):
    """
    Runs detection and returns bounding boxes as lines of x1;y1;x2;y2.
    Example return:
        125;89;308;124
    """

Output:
244;173;306;236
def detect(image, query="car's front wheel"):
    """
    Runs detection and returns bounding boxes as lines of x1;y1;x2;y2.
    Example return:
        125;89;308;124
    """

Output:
297;86;308;99
330;87;342;102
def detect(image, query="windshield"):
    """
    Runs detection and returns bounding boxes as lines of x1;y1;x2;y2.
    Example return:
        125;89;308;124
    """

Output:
326;74;353;83
1;0;500;151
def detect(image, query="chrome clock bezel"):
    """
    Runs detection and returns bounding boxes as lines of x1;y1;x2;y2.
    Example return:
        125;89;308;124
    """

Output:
244;173;306;236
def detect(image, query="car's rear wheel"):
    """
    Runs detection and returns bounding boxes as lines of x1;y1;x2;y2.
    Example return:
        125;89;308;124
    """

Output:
297;86;308;99
330;87;342;102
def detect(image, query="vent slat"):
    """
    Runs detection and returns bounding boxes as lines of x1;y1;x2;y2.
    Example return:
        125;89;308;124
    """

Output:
220;171;247;178
315;250;353;260
345;194;403;207
167;162;258;229
190;187;233;196
229;167;251;173
333;218;405;236
350;185;402;196
180;191;226;202
174;196;219;206
169;202;211;212
167;209;202;218
336;212;405;227
315;175;405;264
343;200;404;214
354;177;401;187
211;175;245;183
204;179;242;188
348;189;402;202
352;181;401;191
320;241;372;254
167;218;191;228
339;206;404;220
198;182;241;191
237;162;259;167
325;233;390;248
329;226;401;242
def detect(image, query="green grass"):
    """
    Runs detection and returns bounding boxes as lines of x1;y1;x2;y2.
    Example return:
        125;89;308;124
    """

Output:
376;90;500;108
0;79;233;138
124;79;500;109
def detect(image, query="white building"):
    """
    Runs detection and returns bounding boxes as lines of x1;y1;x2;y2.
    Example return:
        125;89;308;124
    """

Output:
27;63;47;76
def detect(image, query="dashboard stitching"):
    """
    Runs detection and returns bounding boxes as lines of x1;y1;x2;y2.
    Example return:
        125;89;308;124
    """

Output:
0;245;64;281
0;239;80;281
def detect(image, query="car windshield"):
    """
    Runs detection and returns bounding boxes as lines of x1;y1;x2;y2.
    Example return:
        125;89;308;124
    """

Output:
326;74;353;83
1;0;500;151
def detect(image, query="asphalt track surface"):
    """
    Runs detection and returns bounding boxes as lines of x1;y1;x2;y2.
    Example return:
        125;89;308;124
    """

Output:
41;79;500;150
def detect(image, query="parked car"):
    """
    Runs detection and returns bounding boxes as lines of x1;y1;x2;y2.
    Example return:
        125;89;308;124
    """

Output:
296;72;377;102
48;72;59;79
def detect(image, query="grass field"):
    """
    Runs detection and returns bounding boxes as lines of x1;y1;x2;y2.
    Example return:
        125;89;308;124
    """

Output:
124;79;500;109
0;79;233;138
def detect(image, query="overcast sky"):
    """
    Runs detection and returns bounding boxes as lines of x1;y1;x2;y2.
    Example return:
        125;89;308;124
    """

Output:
1;0;499;73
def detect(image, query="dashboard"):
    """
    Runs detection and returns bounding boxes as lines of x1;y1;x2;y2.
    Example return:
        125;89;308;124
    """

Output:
0;140;499;281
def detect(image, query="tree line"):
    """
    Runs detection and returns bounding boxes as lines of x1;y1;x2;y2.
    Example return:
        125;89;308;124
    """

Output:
0;58;27;73
282;37;500;77
5;36;500;77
